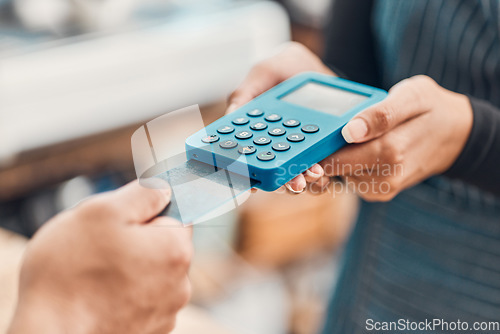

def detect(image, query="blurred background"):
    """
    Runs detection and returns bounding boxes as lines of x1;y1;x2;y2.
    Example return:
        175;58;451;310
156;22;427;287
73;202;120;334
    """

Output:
0;0;359;333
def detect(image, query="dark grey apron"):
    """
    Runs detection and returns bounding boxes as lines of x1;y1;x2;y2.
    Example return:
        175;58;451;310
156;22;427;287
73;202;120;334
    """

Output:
322;177;500;333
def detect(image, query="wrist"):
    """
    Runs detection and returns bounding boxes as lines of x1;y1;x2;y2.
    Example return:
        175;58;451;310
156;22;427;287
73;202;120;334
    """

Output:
438;91;474;173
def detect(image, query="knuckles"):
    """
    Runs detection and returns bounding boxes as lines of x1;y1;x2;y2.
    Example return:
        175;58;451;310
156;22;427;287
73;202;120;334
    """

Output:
368;75;440;136
410;74;437;87
379;136;405;166
144;191;169;216
370;105;396;132
401;75;437;93
77;196;122;221
286;41;314;57
168;244;193;270
405;75;439;109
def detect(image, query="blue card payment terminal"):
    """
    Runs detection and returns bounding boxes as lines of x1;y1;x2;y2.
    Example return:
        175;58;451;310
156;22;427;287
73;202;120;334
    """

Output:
185;72;387;191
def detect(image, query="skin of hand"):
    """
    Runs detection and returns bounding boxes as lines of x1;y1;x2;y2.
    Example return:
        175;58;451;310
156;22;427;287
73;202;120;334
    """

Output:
7;180;192;334
227;41;335;114
289;75;473;201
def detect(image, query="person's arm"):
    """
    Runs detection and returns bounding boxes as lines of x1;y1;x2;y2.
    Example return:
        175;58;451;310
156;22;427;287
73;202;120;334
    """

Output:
444;97;500;194
8;180;192;334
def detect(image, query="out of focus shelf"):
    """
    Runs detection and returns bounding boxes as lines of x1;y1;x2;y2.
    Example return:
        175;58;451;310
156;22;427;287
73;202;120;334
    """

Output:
0;1;290;162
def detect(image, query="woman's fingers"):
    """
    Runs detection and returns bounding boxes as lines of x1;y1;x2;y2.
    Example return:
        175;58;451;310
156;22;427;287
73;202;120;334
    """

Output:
226;62;282;113
285;164;329;194
303;164;330;193
285;174;307;193
226;42;334;114
342;75;436;143
319;141;383;177
303;164;324;183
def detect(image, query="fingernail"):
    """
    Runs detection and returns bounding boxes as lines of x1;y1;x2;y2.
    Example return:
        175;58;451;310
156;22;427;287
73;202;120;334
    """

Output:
285;182;305;194
306;169;320;178
226;103;237;114
296;177;307;191
342;118;368;143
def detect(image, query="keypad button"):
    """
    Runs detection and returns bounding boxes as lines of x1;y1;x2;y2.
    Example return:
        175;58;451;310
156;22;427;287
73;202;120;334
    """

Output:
219;139;238;149
217;125;234;134
287;133;305;142
235;130;253;140
265;113;282;122
232;117;250;125
301;124;319;133
238;145;256;155
250;122;268;131
272;142;290;152
257;151;276;161
283;119;301;127
268;127;286;136
201;134;219;143
247;109;264;117
253;136;271;145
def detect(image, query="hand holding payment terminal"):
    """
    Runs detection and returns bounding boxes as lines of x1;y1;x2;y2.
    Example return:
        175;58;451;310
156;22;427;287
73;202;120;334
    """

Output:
185;72;387;191
158;72;387;223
